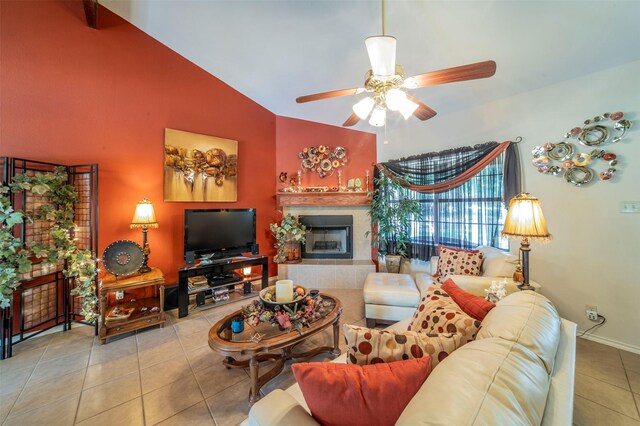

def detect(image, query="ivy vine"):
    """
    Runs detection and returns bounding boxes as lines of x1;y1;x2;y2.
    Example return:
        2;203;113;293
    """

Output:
0;168;98;322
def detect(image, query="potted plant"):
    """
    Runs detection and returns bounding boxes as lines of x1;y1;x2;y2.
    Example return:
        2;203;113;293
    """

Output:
270;214;306;263
367;172;422;273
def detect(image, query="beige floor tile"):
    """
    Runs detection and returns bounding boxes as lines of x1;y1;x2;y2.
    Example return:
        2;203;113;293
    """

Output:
178;328;210;352
136;324;177;349
143;374;204;425
89;336;137;365
10;369;84;417
0;390;20;423
76;371;141;422
576;342;624;370
575;373;639;419
629;371;640;395
3;392;80;426
194;361;248;398
622;351;640;374
0;346;45;373
9;334;53;355
174;317;211;337
141;353;192;394
574;395;640;426
40;335;94;362
259;366;297;397
186;345;226;372
576;356;630;390
138;338;184;369
75;397;144;426
48;328;93;347
84;353;139;389
157;400;215;426
206;379;252;426
29;350;89;383
0;364;35;395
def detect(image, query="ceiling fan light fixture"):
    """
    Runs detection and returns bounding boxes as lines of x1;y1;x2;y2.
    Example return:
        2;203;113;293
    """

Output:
352;97;375;120
400;98;419;119
369;106;386;127
365;36;396;77
402;77;418;89
385;88;407;111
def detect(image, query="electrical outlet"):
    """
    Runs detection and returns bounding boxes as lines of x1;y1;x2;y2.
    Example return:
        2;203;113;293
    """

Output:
585;304;598;321
115;290;124;300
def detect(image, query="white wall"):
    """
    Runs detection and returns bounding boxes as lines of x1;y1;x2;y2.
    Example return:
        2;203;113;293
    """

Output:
379;60;640;352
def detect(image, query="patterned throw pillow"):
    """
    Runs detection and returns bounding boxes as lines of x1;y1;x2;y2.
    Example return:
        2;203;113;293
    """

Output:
407;284;482;343
344;324;466;369
434;245;484;282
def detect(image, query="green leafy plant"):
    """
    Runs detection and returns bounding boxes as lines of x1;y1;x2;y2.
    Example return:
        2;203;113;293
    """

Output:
269;214;306;263
0;168;98;321
367;172;422;257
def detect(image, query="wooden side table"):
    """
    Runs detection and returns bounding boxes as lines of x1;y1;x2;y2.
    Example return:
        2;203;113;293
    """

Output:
99;267;165;344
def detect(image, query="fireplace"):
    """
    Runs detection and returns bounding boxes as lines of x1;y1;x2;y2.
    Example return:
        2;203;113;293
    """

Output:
298;215;353;259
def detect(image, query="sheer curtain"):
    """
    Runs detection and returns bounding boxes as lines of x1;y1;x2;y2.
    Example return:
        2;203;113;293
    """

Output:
376;141;520;261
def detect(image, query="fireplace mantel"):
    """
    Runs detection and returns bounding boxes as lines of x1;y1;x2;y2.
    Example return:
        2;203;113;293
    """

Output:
276;192;371;208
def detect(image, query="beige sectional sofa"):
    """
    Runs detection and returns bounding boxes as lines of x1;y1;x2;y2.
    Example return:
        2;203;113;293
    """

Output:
244;290;577;426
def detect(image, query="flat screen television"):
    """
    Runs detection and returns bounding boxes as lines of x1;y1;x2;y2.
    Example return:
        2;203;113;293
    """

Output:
184;209;257;260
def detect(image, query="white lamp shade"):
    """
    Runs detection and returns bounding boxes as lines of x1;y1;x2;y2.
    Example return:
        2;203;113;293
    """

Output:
130;198;158;229
369;106;386;127
352;97;375;119
365;36;396;77
385;89;407;111
399;98;419;119
501;193;551;239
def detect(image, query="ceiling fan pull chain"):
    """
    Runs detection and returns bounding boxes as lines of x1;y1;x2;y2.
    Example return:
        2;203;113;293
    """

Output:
382;0;386;35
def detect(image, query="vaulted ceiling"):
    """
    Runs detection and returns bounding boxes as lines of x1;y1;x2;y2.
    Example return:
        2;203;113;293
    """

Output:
102;0;640;132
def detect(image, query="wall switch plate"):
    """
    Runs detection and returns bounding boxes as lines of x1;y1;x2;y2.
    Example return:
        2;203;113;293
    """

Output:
115;290;124;300
585;304;598;321
620;201;640;214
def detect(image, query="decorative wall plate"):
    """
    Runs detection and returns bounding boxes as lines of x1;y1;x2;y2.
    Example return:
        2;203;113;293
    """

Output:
298;145;348;178
532;111;631;187
102;240;144;276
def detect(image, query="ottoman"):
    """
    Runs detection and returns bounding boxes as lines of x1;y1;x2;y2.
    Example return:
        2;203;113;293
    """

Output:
363;272;421;327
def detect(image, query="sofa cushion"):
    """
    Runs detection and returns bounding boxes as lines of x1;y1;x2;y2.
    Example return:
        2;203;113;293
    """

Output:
292;358;431;426
407;284;481;342
344;324;465;369
396;337;551;426
363;272;420;307
434;246;484;280
476;245;519;277
476;290;561;374
441;278;495;321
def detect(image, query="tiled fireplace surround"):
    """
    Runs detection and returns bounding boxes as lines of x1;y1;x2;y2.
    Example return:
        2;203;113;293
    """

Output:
278;205;375;289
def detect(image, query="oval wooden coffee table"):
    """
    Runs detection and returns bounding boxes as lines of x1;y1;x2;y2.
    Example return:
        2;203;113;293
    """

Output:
208;294;342;402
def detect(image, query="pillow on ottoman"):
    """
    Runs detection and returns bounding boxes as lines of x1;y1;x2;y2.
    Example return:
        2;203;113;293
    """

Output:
292;358;431;426
344;324;465;369
407;284;482;343
434;245;484;282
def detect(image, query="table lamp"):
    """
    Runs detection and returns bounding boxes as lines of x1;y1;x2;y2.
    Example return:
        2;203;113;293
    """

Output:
130;198;158;273
501;193;551;291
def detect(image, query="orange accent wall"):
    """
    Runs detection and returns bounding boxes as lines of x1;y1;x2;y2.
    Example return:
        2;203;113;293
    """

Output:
275;116;376;191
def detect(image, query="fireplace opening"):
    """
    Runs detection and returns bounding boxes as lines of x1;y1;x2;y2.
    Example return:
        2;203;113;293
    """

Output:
298;215;353;259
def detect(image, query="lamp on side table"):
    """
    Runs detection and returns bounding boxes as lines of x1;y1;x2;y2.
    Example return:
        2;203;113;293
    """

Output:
501;193;551;291
130;198;158;273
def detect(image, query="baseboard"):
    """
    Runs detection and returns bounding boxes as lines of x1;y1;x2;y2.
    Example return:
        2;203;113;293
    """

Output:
577;331;640;354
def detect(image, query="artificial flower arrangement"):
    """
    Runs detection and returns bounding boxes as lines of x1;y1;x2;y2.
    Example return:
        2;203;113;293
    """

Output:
242;295;331;334
269;214;306;263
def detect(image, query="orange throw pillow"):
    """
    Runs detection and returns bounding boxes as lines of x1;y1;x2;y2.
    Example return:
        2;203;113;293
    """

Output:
442;278;496;321
292;358;431;426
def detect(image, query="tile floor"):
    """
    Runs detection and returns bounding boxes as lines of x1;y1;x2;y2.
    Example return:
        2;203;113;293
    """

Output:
0;288;638;425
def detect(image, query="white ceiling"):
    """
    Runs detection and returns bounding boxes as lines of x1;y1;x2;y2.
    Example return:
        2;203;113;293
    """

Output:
102;0;640;133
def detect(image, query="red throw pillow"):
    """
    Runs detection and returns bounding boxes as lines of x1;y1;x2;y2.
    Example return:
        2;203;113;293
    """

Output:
442;278;496;321
292;358;431;426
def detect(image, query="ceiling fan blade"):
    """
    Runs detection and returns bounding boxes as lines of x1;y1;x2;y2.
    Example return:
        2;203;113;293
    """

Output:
342;113;361;127
296;88;360;103
406;95;437;121
410;60;497;88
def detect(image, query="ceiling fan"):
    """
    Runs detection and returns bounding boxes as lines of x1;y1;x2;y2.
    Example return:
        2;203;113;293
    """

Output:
295;0;497;128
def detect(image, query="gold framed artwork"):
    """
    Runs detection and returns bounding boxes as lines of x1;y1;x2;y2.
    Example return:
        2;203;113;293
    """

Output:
164;128;238;202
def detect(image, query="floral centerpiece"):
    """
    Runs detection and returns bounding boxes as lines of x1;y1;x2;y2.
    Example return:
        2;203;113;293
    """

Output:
242;295;330;334
270;214;306;263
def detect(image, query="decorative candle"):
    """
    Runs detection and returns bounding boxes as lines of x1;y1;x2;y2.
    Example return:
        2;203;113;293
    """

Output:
365;170;370;191
275;280;294;302
297;170;302;191
337;170;342;191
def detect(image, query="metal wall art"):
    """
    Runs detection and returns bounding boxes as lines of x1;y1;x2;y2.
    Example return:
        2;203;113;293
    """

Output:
164;128;238;202
532;111;632;186
299;145;347;178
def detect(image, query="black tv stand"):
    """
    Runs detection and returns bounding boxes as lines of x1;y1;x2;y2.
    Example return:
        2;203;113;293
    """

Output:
177;255;268;318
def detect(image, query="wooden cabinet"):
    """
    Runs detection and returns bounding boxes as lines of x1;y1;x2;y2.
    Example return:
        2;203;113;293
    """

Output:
99;267;165;344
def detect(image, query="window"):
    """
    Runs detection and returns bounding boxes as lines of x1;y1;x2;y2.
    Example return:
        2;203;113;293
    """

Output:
396;153;509;261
